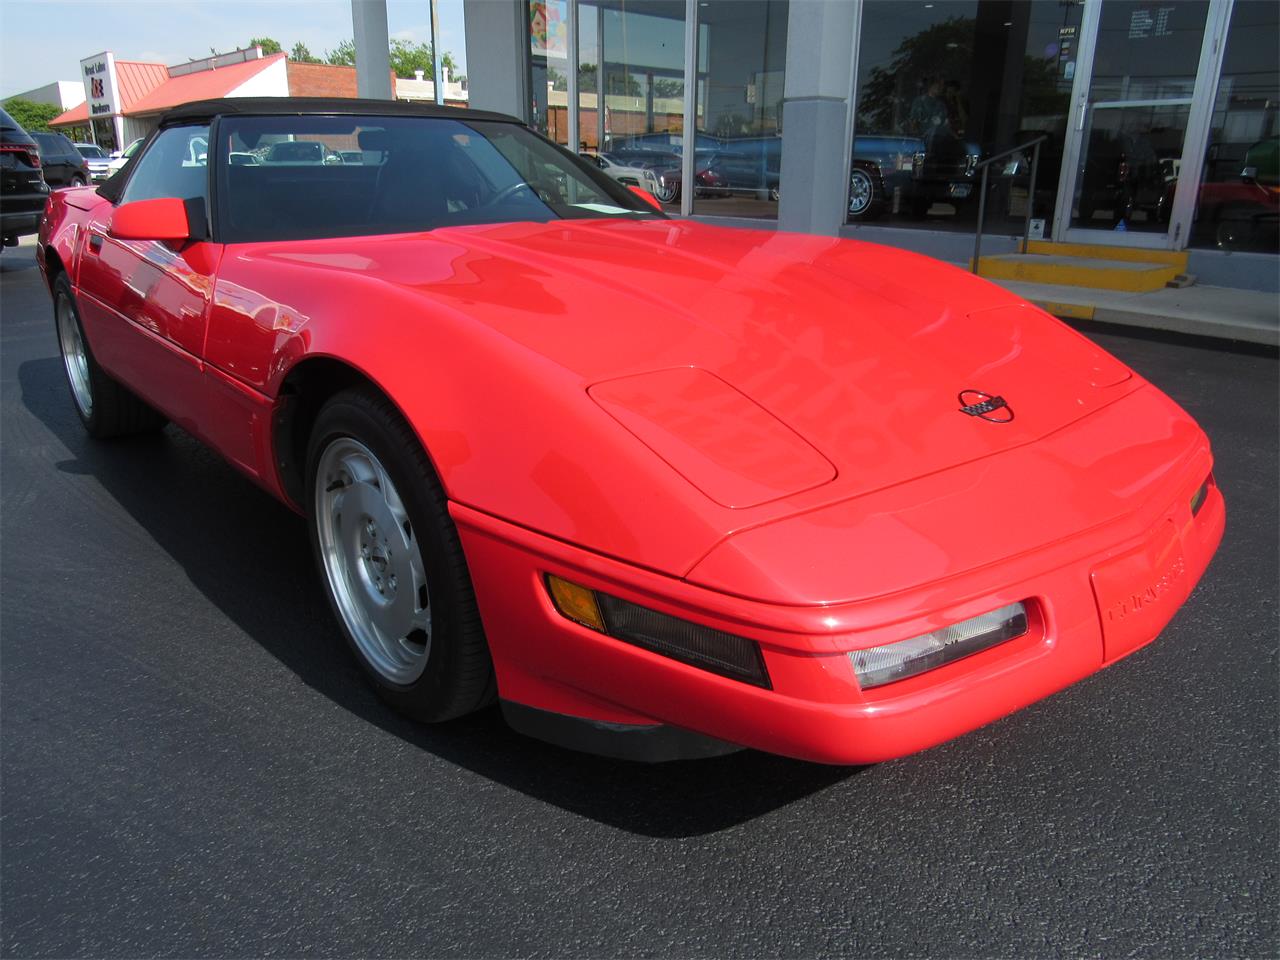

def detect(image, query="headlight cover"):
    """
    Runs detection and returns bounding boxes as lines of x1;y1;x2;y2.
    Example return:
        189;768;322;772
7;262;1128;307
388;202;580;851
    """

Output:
546;575;771;688
850;602;1029;690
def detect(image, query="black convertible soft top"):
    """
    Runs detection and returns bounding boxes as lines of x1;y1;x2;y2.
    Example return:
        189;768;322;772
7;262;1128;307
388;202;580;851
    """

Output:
160;96;521;128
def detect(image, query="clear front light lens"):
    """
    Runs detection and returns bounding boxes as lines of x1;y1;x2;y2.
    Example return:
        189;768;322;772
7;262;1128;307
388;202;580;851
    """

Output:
850;602;1029;690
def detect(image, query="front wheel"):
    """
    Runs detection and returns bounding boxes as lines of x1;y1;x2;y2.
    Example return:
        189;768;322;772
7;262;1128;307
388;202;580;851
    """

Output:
70;174;87;187
306;389;495;722
655;180;680;203
53;273;167;438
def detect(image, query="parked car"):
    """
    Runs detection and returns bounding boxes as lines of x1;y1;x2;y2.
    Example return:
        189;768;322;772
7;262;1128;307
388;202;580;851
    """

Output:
74;142;114;182
38;97;1223;765
265;140;330;164
698;141;781;201
1076;126;1167;226
30;131;91;188
604;150;685;203
0;106;50;247
106;137;145;176
578;152;659;194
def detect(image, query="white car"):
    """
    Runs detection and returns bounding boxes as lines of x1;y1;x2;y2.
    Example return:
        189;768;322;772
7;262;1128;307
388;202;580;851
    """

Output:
579;152;660;195
73;143;113;182
106;137;145;175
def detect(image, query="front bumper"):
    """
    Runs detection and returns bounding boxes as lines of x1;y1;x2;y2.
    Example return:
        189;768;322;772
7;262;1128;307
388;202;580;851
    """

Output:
452;396;1224;765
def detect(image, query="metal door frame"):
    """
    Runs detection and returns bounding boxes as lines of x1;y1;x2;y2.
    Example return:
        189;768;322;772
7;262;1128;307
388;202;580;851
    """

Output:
1051;0;1235;250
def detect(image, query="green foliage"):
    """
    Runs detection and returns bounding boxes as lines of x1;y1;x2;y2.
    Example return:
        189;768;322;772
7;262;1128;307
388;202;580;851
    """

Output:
249;37;283;55
2;97;62;133
325;39;356;66
858;17;974;134
652;78;683;100
290;42;323;64
323;38;460;80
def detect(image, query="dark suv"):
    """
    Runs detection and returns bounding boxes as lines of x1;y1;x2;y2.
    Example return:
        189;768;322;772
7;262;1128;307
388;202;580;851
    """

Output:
30;131;91;187
1;107;50;247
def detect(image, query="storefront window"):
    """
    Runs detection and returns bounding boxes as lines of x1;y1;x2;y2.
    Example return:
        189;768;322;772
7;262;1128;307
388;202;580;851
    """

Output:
91;118;119;154
1066;0;1208;235
849;0;1082;233
691;0;788;219
529;1;572;144
1190;0;1278;253
578;0;686;209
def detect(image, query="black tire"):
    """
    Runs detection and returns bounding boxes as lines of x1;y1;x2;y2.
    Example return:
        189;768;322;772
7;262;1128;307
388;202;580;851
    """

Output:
52;273;167;439
847;167;880;220
70;174;87;187
305;388;495;722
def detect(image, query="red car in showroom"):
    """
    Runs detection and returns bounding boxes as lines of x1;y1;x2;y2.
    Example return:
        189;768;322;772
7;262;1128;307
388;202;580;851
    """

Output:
37;98;1223;764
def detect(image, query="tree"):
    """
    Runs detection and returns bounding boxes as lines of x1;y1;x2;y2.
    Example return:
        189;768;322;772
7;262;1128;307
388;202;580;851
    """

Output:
858;16;974;135
325;39;356;66
249;37;283;55
2;97;62;133
652;78;683;99
289;42;322;64
324;37;460;79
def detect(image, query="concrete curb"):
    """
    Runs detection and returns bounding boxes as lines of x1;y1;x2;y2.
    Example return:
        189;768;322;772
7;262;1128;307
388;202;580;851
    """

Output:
1026;296;1279;348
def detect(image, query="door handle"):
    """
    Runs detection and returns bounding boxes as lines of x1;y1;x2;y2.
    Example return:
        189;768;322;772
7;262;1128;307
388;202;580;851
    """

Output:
88;233;103;253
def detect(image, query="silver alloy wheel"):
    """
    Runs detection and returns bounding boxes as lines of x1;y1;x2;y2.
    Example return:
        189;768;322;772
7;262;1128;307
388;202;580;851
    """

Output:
656;181;678;203
56;292;93;418
315;437;432;685
848;169;874;216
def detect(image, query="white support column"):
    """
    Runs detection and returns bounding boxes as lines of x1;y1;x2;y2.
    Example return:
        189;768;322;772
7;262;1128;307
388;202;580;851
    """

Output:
352;0;393;100
567;0;580;151
429;0;444;105
463;0;529;118
680;0;698;218
778;0;860;235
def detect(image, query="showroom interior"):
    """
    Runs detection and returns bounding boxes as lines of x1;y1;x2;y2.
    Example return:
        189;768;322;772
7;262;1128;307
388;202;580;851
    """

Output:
371;0;1277;291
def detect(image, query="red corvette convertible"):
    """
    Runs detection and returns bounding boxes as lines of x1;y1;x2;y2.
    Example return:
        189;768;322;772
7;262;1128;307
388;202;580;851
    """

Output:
37;98;1224;764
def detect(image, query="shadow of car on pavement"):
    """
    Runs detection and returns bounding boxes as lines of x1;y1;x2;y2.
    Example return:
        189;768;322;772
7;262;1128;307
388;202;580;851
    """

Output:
19;355;858;838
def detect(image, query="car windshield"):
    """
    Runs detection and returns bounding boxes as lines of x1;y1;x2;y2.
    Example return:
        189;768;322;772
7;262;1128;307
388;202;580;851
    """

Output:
0;108;20;132
76;144;107;159
216;114;661;243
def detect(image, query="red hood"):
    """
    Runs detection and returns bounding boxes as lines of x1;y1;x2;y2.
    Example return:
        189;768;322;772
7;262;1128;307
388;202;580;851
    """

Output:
311;219;1134;501
244;219;1142;579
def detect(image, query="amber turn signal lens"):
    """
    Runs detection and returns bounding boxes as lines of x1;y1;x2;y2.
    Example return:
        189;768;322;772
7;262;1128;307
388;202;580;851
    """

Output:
1190;474;1211;517
546;574;606;632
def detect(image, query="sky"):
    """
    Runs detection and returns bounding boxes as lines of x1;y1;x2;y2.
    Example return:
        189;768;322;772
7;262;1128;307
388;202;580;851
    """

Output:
0;0;469;100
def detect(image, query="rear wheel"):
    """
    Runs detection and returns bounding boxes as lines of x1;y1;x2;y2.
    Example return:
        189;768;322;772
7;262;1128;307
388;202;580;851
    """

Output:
53;273;167;438
306;388;495;721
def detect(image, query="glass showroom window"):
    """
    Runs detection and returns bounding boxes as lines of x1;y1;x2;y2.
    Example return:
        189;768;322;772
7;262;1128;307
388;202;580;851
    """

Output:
1190;0;1278;254
691;0;788;220
529;1;573;145
849;0;1084;233
577;0;686;209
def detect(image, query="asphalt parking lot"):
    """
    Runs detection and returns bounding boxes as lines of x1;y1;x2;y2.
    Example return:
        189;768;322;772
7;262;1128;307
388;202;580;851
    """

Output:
1;241;1276;958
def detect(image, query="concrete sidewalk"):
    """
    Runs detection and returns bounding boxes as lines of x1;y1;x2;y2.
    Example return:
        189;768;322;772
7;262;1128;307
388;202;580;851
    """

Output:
989;275;1279;347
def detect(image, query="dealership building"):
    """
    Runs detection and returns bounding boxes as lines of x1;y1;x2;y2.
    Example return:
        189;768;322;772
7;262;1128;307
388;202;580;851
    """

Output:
386;0;1274;295
48;46;466;154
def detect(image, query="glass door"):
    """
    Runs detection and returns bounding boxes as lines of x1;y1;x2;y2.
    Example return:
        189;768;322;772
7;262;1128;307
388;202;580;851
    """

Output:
1053;0;1222;248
